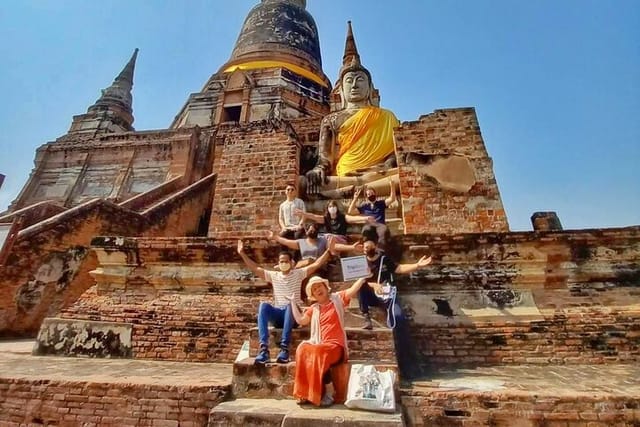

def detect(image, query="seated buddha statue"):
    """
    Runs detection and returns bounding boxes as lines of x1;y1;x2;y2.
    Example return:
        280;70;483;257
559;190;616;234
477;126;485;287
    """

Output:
301;27;400;200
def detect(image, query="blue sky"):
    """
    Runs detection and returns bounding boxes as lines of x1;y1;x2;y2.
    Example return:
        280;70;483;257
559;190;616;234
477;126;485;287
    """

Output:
0;0;638;231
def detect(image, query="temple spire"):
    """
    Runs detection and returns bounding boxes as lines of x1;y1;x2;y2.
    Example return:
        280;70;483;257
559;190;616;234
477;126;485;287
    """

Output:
331;22;380;110
68;49;138;134
89;48;138;115
115;48;138;88
342;21;360;66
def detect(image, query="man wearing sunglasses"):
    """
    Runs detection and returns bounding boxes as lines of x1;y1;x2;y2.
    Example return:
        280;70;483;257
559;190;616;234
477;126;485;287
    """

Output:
279;184;306;239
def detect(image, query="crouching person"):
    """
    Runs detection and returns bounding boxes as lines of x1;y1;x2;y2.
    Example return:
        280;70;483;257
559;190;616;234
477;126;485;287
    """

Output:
237;238;334;365
288;276;368;407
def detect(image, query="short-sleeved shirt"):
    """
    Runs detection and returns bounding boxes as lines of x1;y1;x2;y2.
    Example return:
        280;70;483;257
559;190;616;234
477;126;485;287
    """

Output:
297;236;328;260
324;213;348;236
358;200;387;224
304;291;350;348
367;253;397;284
279;198;306;229
264;267;307;308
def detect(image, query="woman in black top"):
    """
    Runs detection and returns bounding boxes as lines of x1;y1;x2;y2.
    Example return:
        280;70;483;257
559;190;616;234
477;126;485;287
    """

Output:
296;200;371;243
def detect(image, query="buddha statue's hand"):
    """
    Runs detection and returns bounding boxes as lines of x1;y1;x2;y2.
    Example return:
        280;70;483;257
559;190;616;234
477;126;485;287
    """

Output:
305;165;327;194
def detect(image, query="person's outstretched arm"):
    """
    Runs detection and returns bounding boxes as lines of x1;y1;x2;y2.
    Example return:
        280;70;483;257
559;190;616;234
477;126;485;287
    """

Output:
332;240;363;254
268;230;300;250
347;187;362;215
304;236;336;278
345;213;375;224
287;295;311;326
237;240;267;281
385;178;397;207
395;255;433;275
344;277;369;300
295;208;324;224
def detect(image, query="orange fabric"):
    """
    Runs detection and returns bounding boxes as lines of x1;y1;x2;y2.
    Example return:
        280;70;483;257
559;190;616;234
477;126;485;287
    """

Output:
330;363;351;404
224;60;328;87
293;342;343;406
303;291;351;349
335;107;400;176
337;107;382;158
296;291;351;406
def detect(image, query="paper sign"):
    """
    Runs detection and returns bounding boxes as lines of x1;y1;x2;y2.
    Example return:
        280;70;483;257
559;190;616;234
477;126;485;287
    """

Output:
340;255;370;281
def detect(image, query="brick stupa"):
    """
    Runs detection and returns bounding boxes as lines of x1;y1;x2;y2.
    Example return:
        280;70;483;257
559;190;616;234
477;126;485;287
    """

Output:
0;0;638;425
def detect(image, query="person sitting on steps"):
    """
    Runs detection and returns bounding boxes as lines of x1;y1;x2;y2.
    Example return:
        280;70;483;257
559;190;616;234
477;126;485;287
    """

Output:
288;275;369;407
347;179;396;250
269;224;361;268
295;200;374;244
279;183;306;239
236;237;336;365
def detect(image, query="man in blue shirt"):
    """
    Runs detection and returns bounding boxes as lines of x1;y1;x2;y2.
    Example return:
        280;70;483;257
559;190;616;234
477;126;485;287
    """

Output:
348;179;396;250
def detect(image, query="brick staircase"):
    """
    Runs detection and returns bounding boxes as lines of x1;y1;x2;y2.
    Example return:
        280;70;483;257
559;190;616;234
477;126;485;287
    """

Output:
216;277;407;426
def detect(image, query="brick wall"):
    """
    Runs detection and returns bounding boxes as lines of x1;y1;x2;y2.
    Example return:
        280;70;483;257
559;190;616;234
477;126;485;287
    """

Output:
402;389;636;427
52;227;640;366
395;108;509;233
0;200;66;228
53;227;639;364
0;174;216;336
0;378;228;426
60;286;266;362
143;173;216;237
0;201;141;336
208;122;301;238
412;309;640;370
10;128;201;211
390;228;640;369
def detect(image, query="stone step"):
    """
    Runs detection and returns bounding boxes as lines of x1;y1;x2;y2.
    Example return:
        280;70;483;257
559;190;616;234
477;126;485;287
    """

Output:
232;358;398;400
248;323;397;363
208;398;405;427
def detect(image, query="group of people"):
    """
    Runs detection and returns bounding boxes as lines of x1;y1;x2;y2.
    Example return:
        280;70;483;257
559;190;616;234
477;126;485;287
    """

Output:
234;40;436;408
279;180;396;251
237;183;432;407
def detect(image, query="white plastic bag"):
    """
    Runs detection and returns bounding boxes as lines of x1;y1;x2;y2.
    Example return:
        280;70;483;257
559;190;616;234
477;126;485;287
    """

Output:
344;364;396;413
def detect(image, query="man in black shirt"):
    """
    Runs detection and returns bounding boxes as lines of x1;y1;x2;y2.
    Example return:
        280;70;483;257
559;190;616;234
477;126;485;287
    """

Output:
360;239;432;327
359;238;432;378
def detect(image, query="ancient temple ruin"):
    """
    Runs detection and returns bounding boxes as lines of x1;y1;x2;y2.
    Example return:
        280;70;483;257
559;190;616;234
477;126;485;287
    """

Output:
0;0;638;425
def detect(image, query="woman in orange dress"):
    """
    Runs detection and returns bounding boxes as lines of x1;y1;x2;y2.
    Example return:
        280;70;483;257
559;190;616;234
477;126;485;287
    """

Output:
288;275;368;406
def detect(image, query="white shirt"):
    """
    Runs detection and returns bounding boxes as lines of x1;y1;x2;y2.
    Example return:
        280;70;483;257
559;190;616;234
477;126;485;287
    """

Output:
279;198;305;229
264;268;307;308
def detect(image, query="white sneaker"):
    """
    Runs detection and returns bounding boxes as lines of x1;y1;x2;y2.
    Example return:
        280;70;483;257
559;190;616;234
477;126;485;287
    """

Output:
320;393;334;407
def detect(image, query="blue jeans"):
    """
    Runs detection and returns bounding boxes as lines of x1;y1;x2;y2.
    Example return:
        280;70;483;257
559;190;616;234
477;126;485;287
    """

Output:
257;302;296;347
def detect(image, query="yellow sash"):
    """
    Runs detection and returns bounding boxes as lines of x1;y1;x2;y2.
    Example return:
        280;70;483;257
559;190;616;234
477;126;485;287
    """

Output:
336;107;399;176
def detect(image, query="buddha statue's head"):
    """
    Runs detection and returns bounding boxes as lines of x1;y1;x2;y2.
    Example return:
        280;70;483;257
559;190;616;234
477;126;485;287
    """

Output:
338;57;374;108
